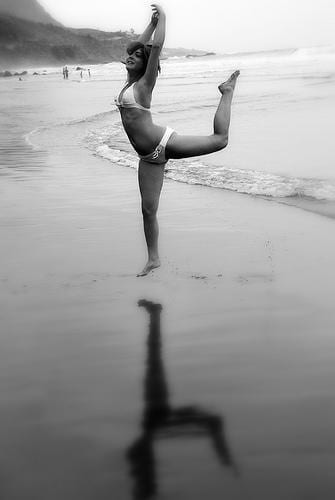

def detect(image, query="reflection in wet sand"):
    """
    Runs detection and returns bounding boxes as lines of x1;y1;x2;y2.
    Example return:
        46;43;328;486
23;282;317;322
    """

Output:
127;300;238;499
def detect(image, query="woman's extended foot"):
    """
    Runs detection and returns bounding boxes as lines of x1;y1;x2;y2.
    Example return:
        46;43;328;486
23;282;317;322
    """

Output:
137;258;161;277
218;70;240;94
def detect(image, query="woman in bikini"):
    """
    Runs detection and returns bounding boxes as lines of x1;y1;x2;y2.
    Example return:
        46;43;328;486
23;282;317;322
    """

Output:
115;4;239;276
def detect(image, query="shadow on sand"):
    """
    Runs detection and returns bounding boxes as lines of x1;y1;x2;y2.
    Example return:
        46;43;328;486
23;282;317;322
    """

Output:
127;299;238;499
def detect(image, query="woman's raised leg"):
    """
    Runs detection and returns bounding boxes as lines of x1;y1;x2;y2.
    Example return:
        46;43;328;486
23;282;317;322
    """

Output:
166;71;240;159
137;160;165;277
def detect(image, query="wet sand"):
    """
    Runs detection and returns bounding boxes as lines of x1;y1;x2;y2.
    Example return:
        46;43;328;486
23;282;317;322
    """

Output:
1;84;335;499
1;144;335;498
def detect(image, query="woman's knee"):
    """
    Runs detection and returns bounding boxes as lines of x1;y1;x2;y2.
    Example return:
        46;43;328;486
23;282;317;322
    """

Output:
212;134;228;151
141;200;158;218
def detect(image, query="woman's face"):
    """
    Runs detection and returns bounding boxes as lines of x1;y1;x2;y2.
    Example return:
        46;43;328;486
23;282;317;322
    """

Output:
126;48;146;75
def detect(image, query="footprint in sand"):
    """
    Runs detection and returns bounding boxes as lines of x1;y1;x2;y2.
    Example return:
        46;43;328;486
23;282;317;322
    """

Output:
61;272;111;288
191;274;208;280
237;273;274;284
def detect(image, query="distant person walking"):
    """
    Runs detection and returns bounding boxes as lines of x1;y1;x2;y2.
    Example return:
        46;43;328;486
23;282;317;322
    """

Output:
88;69;91;77
115;4;239;276
63;66;69;79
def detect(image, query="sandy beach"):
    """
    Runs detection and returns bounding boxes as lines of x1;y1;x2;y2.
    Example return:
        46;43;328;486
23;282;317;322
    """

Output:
1;65;335;499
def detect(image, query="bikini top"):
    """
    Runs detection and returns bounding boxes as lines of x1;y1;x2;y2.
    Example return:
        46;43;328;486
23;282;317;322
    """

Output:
114;83;150;112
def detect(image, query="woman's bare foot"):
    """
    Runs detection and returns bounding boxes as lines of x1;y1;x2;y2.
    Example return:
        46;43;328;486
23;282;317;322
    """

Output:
218;70;240;94
136;259;161;277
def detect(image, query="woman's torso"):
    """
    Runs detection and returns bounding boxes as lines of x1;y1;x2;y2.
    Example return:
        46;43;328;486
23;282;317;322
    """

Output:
115;81;165;156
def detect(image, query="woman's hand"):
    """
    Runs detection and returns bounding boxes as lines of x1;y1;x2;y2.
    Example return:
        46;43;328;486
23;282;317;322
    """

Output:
151;11;159;27
151;4;165;21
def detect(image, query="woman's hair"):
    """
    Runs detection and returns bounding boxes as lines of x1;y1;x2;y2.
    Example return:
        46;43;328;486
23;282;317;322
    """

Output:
126;41;161;76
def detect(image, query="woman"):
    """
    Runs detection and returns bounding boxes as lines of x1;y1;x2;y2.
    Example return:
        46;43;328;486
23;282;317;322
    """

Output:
115;4;239;276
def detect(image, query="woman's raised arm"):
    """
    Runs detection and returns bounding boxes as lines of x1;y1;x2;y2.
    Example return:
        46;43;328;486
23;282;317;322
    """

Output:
141;4;166;89
150;4;165;50
137;10;158;44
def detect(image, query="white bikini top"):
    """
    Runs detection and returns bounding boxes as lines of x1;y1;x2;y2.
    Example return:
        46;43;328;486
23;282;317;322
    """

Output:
114;83;150;112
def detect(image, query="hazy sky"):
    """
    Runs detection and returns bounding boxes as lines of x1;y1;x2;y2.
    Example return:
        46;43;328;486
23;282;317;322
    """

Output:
39;0;335;53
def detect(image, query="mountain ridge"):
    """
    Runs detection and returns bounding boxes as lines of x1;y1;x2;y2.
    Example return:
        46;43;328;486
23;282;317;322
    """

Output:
0;0;210;69
0;14;209;69
0;14;132;67
0;0;61;25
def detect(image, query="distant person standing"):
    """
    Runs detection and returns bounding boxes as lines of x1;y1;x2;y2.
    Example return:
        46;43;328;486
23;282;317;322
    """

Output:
80;70;83;79
63;66;69;79
88;69;91;78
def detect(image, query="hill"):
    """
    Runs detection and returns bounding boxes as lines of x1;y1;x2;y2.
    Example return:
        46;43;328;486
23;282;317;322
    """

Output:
0;14;137;68
0;14;211;70
0;0;61;25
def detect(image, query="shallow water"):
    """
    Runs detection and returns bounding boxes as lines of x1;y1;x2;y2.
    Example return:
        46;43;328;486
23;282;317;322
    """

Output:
3;46;335;215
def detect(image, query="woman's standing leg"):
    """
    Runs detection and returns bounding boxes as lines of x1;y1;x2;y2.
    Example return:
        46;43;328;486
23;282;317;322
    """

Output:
166;71;240;159
137;160;165;276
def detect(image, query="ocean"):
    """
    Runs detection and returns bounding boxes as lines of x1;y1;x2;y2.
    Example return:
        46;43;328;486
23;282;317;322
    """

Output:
2;44;335;217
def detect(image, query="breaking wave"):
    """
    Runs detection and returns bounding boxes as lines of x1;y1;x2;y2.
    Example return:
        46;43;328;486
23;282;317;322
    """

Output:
86;126;335;203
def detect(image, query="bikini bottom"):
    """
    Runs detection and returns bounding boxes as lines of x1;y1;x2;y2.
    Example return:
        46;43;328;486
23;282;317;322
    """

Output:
139;127;175;165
